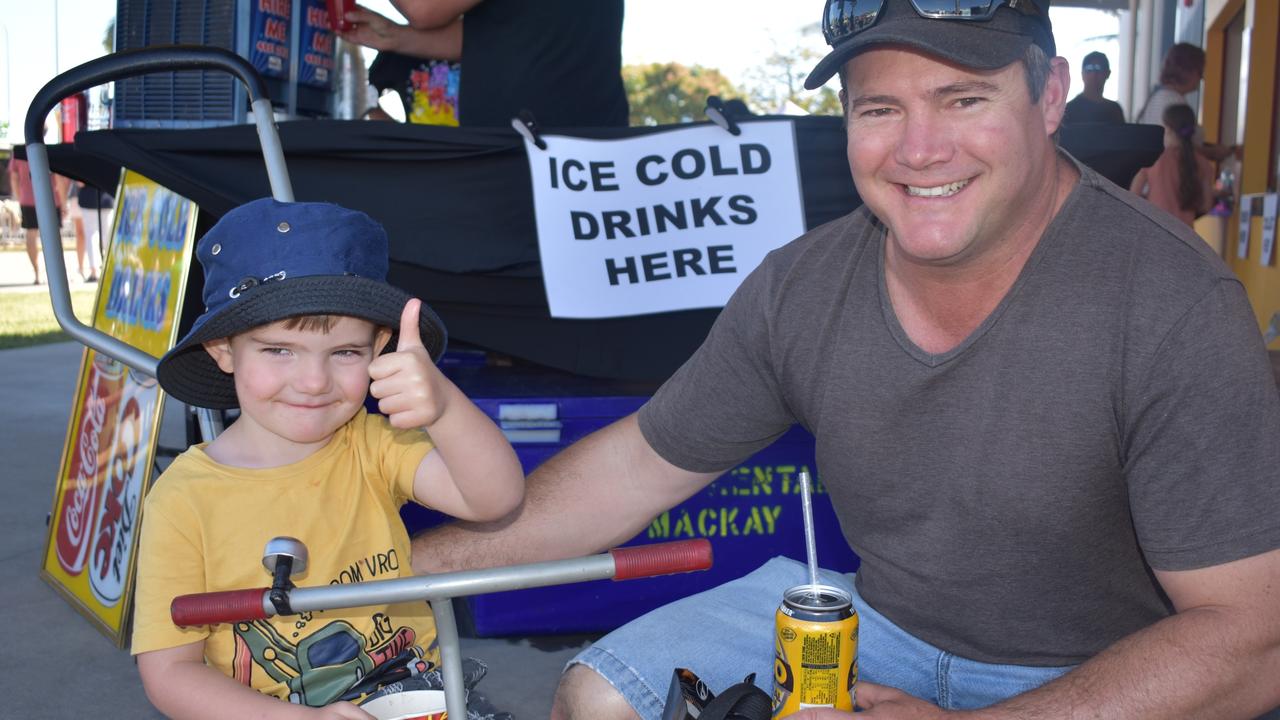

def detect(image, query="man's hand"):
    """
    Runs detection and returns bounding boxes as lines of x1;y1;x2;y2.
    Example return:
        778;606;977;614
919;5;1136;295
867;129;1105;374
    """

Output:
338;5;404;52
853;683;953;718
787;683;955;720
369;298;448;429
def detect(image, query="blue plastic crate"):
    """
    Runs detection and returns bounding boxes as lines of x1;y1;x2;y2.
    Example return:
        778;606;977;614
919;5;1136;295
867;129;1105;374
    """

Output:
401;360;859;636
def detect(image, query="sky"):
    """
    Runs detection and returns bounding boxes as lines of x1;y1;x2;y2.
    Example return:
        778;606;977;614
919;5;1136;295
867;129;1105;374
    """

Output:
0;0;1120;144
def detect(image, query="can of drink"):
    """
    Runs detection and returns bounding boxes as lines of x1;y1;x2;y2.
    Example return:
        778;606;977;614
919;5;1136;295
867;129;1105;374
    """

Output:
325;0;356;32
771;584;858;717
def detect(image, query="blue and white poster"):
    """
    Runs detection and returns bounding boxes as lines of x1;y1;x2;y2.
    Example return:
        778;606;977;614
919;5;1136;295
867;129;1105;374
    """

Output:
250;0;291;79
299;0;336;89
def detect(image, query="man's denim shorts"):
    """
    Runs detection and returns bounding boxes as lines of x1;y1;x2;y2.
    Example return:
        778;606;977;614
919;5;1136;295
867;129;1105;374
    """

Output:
569;556;1075;720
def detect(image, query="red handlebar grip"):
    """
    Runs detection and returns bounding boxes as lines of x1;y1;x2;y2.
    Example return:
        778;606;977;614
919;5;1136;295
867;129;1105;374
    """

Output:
171;588;270;627
610;539;713;581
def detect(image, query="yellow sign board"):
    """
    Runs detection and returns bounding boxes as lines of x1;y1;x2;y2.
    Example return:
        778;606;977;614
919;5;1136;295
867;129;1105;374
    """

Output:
95;171;198;357
42;170;198;645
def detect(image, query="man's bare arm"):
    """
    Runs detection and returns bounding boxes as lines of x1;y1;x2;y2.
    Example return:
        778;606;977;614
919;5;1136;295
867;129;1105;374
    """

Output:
339;7;462;61
387;0;482;30
410;413;721;574
846;549;1280;719
976;547;1280;720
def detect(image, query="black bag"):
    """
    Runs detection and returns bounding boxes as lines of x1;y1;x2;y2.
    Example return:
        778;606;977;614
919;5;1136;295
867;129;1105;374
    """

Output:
661;669;771;720
698;679;772;720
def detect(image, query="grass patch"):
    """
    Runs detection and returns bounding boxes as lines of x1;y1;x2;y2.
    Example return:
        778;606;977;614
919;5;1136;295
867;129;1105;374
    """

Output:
0;289;98;350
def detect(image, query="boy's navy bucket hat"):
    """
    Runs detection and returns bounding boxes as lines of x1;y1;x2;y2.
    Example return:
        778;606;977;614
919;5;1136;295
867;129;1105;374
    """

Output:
804;0;1055;90
157;198;447;410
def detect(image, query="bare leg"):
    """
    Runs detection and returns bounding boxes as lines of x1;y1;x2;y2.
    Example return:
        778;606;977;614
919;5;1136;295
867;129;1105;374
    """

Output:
81;209;101;280
25;228;40;284
551;665;642;720
72;216;86;279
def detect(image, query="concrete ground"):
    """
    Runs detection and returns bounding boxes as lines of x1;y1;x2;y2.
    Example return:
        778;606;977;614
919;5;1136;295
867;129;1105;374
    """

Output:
0;248;592;718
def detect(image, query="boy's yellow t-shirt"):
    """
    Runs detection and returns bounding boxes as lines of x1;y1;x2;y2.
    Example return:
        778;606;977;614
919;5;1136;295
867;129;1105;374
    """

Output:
131;409;439;707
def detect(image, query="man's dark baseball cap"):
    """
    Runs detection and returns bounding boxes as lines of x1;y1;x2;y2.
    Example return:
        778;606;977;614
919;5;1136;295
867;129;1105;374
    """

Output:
805;0;1057;90
1082;51;1109;72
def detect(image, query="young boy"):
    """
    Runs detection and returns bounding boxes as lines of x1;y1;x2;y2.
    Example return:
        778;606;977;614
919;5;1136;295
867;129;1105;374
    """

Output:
131;199;525;719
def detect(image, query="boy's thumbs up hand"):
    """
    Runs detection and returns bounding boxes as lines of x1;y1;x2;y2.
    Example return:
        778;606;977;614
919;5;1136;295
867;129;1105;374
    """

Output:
369;298;446;429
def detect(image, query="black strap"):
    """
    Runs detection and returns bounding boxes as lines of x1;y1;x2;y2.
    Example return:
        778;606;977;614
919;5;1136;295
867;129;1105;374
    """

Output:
696;680;772;720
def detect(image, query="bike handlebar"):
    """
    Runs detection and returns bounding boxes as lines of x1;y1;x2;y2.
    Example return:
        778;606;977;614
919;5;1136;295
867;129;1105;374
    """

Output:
171;588;271;627
171;539;712;627
609;538;713;580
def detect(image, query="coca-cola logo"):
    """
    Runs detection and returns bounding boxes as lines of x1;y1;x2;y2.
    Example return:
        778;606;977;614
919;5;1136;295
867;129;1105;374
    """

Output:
54;358;118;576
66;376;107;543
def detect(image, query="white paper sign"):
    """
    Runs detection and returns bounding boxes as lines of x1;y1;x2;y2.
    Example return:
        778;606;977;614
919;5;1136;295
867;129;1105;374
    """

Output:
1261;194;1278;267
522;121;806;319
1237;199;1253;259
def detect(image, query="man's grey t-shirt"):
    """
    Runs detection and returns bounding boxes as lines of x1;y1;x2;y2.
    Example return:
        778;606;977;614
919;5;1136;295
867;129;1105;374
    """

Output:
638;163;1280;666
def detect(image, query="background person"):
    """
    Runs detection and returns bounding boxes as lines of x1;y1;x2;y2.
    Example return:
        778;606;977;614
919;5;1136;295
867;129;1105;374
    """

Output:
340;0;628;128
410;1;1280;719
65;181;96;283
1130;104;1216;226
1134;42;1237;163
7;156;68;286
76;181;113;281
1134;42;1204;125
366;50;462;125
1061;51;1124;125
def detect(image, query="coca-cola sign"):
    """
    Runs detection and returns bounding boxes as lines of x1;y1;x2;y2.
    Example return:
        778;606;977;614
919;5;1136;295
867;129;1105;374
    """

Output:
54;354;123;576
43;170;198;644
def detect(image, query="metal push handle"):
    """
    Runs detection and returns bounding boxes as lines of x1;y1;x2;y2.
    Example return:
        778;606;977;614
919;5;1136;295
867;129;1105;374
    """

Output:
24;46;295;377
171;538;712;719
171;539;714;626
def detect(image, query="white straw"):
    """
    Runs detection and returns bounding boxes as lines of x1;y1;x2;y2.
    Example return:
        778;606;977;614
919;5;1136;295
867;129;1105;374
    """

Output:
799;470;820;593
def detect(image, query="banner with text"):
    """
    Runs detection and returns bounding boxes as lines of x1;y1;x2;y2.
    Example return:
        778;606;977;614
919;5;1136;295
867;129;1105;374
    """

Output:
95;171;198;358
522;121;806;318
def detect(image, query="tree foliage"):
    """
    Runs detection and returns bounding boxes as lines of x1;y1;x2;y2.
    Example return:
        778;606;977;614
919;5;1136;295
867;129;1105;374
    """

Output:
622;49;842;126
743;45;842;116
622;62;746;126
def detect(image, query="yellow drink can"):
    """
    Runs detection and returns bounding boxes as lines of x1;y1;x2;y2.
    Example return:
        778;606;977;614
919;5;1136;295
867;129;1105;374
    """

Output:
771;584;858;717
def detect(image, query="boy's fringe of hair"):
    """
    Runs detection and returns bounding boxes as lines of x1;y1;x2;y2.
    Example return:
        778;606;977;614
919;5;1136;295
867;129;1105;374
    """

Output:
279;315;341;333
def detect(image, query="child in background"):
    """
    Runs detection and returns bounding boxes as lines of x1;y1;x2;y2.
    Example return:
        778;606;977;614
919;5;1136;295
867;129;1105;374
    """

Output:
1130;103;1217;227
131;199;524;719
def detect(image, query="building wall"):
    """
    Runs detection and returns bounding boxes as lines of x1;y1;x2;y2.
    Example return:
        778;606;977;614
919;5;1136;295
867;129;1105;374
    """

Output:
1202;0;1280;332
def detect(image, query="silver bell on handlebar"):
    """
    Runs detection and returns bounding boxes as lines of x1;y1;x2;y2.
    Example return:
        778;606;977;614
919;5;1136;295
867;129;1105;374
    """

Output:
262;536;309;578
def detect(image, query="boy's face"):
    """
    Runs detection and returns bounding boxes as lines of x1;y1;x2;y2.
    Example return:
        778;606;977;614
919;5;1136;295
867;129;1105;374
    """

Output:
203;316;392;451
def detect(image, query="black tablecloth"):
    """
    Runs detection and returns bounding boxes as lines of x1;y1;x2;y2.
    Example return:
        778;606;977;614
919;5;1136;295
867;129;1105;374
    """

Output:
28;118;1160;382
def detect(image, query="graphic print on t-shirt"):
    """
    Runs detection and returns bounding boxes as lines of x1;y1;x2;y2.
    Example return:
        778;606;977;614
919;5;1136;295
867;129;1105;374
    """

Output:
231;617;425;706
407;60;460;126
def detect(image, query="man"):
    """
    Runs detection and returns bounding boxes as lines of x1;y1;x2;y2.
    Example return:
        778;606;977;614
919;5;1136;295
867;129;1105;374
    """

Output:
1062;51;1124;125
414;1;1280;718
339;0;628;128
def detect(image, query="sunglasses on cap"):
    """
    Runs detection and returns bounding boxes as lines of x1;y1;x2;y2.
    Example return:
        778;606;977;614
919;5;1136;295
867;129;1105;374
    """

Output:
821;0;1045;46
